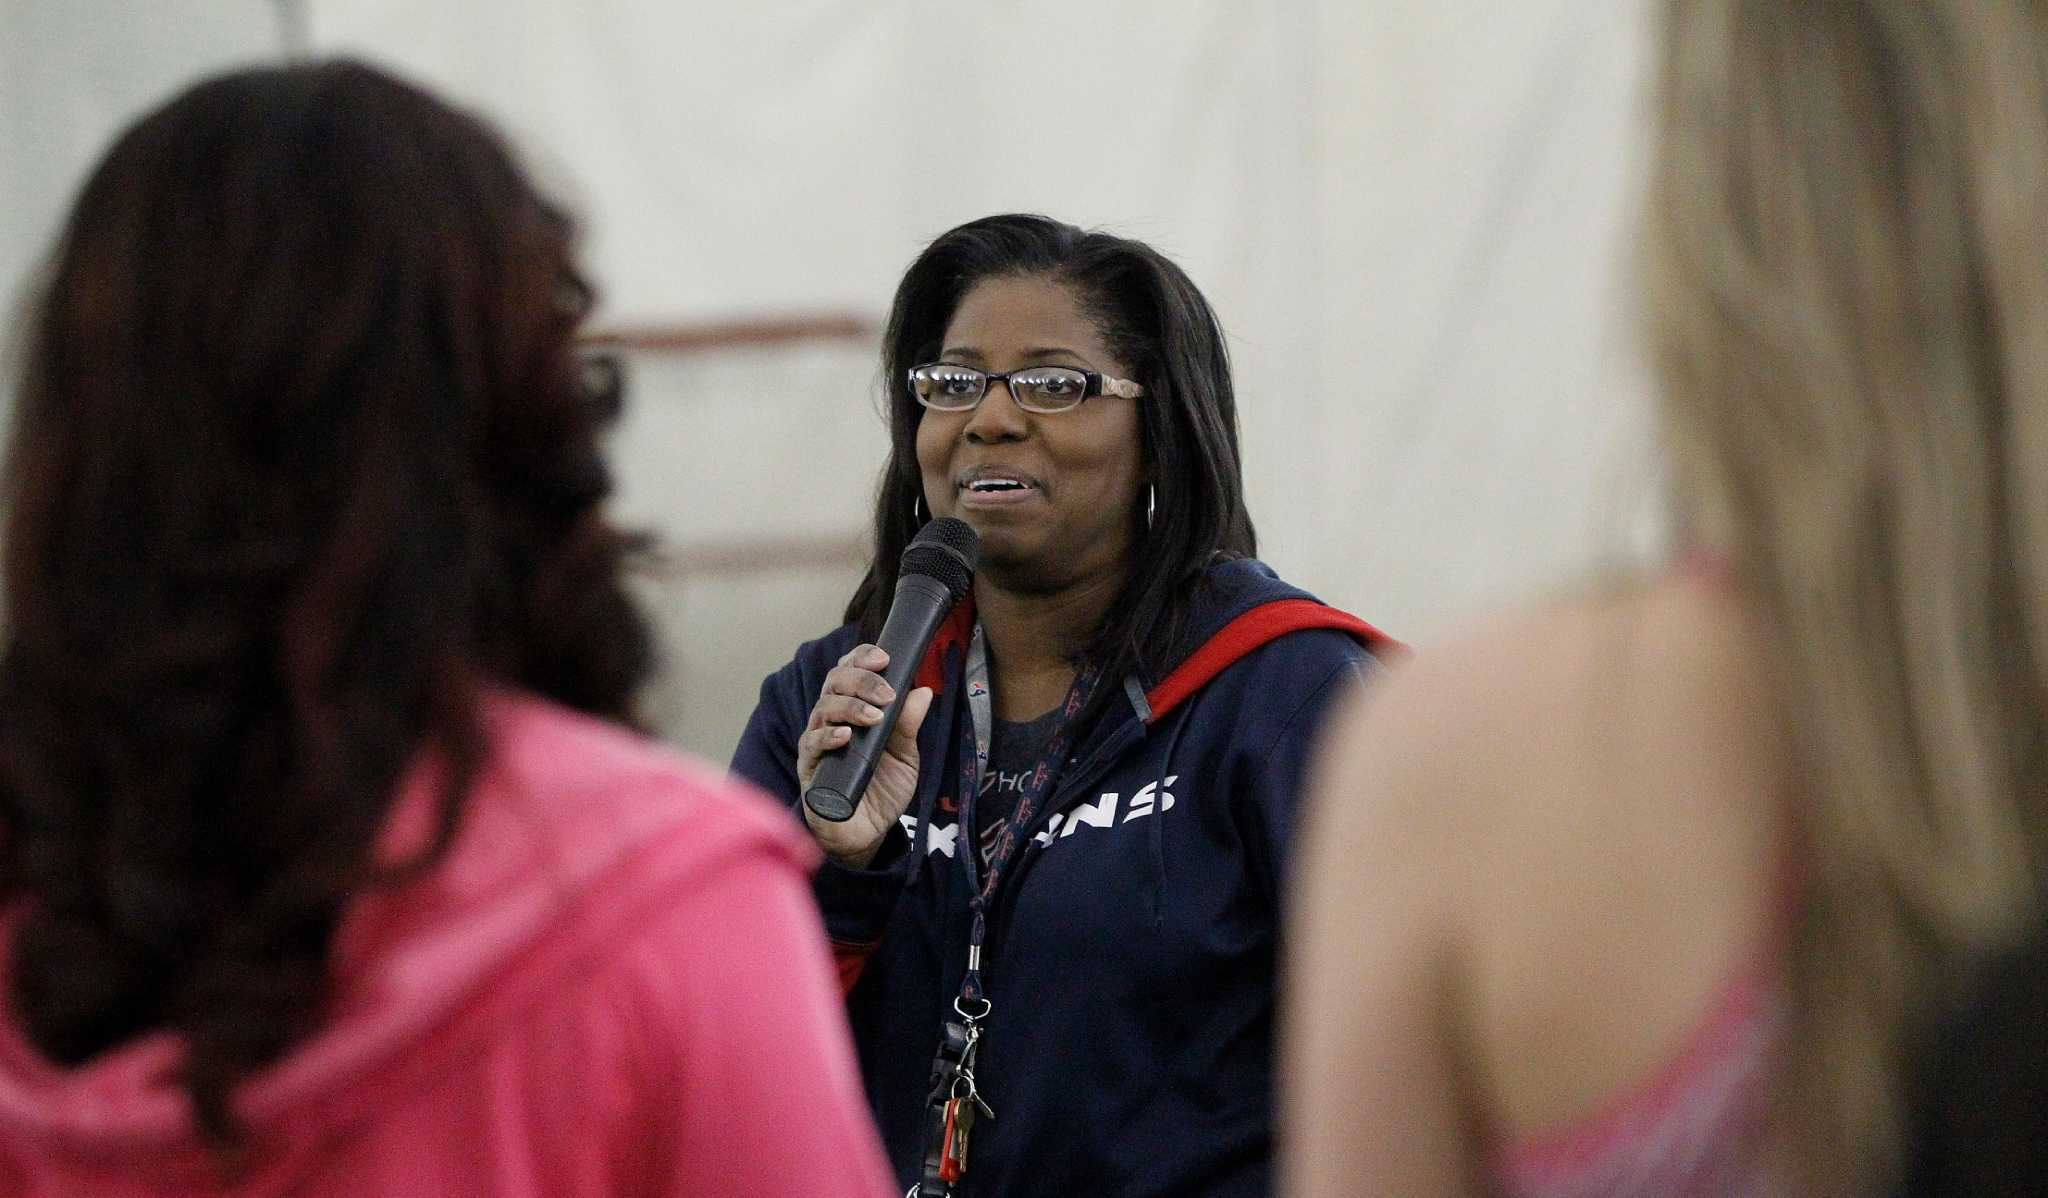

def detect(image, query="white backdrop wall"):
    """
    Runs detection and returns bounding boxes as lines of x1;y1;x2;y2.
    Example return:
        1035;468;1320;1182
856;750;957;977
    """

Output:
1;0;284;425
3;1;1662;757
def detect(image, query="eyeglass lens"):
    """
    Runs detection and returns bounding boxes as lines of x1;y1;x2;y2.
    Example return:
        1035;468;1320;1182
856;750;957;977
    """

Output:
910;365;1090;412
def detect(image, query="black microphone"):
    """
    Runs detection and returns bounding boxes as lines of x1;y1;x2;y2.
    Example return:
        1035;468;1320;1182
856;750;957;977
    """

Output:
804;517;979;822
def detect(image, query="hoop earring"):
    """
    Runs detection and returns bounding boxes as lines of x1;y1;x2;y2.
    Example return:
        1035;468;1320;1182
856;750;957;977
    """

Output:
1146;484;1156;529
914;493;926;524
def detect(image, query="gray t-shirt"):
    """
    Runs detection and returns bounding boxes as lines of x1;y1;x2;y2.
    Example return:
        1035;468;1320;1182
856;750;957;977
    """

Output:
974;706;1063;871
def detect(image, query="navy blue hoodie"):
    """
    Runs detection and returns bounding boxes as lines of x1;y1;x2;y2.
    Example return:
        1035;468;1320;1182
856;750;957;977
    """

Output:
731;560;1389;1196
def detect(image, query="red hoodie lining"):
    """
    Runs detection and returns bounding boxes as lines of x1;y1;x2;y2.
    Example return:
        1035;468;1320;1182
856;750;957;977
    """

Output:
1143;599;1394;722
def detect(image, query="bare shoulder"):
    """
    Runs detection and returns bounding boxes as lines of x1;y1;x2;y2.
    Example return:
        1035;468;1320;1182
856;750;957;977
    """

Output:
1316;588;1654;798
1311;576;1774;878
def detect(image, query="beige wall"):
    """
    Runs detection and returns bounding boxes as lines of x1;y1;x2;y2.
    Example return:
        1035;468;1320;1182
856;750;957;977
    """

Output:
3;1;1665;760
1;1;282;332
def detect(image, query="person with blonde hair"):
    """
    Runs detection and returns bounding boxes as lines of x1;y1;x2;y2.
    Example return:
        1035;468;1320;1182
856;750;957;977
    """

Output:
1283;1;2048;1193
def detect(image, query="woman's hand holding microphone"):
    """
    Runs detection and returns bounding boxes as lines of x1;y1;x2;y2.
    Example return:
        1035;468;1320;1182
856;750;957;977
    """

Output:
797;643;934;869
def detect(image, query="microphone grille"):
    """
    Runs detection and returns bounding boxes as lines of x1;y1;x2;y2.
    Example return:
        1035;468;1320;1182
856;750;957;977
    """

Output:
900;517;979;601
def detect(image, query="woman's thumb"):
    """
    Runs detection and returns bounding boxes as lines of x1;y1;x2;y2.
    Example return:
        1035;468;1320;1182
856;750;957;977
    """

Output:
891;686;935;750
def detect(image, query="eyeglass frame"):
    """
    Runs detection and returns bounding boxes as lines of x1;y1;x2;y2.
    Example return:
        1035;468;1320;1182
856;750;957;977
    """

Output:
907;362;1147;414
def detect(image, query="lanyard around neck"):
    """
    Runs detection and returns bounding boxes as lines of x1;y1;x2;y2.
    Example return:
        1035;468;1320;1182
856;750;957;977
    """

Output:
953;623;1098;1006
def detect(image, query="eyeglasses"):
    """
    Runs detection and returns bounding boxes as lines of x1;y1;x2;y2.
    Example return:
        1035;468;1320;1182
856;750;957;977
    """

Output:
908;363;1146;414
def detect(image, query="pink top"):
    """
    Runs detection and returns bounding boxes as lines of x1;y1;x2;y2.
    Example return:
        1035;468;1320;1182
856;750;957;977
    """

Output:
0;692;895;1198
1486;960;1783;1197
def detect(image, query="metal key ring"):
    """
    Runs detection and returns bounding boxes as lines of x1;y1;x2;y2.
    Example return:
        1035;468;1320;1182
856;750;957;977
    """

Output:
954;995;991;1022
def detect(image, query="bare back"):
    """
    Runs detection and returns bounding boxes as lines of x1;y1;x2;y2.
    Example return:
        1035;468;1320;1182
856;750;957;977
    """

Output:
1284;572;1789;1194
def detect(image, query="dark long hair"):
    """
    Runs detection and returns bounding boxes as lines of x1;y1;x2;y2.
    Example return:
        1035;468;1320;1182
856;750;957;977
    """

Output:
0;61;652;1145
848;214;1256;712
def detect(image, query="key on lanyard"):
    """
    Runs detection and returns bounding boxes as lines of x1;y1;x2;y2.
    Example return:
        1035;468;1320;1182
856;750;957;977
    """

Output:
919;1008;995;1195
940;1030;996;1180
938;1094;975;1181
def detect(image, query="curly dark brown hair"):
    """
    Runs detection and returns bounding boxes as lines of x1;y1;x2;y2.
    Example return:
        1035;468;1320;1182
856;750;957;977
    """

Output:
0;60;653;1146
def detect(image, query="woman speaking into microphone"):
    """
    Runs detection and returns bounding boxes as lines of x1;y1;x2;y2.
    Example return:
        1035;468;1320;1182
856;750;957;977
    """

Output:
732;214;1391;1196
